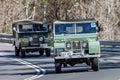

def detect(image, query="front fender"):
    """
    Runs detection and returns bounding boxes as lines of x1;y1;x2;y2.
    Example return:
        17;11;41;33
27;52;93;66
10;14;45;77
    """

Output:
20;38;29;47
54;43;65;49
88;41;100;54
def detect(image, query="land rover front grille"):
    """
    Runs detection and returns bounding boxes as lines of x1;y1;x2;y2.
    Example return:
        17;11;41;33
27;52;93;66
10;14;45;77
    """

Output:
73;41;81;49
31;36;39;46
66;41;81;50
33;38;39;43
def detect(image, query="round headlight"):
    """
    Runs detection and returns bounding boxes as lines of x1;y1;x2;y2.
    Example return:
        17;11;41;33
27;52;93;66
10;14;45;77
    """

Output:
82;42;87;48
66;42;71;49
29;37;33;41
39;37;43;41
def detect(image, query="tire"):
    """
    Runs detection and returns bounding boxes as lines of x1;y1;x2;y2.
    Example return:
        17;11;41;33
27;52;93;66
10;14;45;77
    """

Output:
91;58;99;71
55;60;61;73
15;47;20;57
20;49;26;58
45;49;51;57
86;58;90;66
39;49;44;56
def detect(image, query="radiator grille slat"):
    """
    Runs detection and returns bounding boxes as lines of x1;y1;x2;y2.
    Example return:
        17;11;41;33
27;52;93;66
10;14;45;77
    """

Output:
31;36;39;46
73;41;81;49
66;41;81;50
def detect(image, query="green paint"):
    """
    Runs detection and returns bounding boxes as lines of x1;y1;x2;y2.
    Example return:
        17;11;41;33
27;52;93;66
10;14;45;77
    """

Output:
20;38;29;46
89;41;100;54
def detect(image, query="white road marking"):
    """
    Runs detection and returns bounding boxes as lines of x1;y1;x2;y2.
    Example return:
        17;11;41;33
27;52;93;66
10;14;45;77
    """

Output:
12;58;46;80
0;43;46;80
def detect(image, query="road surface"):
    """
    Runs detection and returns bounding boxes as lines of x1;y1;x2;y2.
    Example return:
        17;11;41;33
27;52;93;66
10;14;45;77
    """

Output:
0;43;120;80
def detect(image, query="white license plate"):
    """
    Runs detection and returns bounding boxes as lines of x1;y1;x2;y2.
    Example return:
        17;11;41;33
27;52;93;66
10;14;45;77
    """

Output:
61;52;72;57
40;44;47;47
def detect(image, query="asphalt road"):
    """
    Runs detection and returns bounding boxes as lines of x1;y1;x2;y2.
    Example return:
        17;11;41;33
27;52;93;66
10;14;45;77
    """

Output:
0;43;120;80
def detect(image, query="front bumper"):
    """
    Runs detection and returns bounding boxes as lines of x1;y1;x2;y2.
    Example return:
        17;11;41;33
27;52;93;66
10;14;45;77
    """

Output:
55;52;100;59
55;55;100;59
21;43;52;50
22;44;51;49
22;46;51;50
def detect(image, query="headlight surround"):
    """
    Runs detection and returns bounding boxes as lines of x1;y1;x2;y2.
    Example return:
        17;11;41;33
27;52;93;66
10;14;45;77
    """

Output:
66;42;71;49
39;37;44;42
82;41;88;48
29;37;33;41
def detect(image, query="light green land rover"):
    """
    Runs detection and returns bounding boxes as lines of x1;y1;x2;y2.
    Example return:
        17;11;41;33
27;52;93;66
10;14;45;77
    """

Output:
53;19;101;73
12;20;52;58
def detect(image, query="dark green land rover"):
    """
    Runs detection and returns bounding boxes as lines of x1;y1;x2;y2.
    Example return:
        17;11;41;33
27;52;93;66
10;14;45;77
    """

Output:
53;19;101;73
12;20;52;58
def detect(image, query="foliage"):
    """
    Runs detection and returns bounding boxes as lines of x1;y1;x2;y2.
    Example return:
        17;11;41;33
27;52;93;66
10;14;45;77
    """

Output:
0;0;120;40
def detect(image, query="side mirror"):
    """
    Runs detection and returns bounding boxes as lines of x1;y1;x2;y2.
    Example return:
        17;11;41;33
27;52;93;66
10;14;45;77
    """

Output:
97;27;103;32
96;21;103;32
12;27;16;38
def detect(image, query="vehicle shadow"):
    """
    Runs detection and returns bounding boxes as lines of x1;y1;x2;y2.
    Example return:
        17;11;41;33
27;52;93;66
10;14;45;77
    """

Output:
42;56;120;75
45;66;91;75
45;62;120;75
0;51;120;75
11;53;120;75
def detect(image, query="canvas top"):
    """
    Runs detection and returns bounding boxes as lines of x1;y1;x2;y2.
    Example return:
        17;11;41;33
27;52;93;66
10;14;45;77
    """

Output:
12;19;43;25
54;18;97;24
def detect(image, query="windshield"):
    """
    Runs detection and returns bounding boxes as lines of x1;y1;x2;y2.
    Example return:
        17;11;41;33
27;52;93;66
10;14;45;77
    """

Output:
54;22;97;35
18;24;47;32
19;24;33;32
34;24;47;31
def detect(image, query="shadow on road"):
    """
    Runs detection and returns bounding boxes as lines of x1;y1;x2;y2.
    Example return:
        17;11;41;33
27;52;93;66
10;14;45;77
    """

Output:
45;62;120;75
40;52;120;74
0;51;120;75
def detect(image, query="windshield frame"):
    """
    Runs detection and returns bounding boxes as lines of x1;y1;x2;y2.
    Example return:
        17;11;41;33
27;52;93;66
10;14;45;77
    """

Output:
54;22;97;36
17;23;48;33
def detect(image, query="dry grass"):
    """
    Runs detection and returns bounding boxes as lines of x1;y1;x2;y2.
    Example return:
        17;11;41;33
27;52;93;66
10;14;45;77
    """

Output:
0;0;120;40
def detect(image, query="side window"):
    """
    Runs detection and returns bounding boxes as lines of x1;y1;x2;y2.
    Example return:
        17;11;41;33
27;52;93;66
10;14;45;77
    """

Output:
19;25;23;32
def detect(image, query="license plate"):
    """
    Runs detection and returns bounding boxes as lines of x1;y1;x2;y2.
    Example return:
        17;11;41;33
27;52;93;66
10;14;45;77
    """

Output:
40;44;47;47
61;52;72;57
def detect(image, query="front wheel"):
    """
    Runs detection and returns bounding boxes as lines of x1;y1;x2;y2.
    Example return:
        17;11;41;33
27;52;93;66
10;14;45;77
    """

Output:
39;49;44;56
91;58;99;71
15;47;20;57
20;49;26;58
45;49;51;57
55;60;61;73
